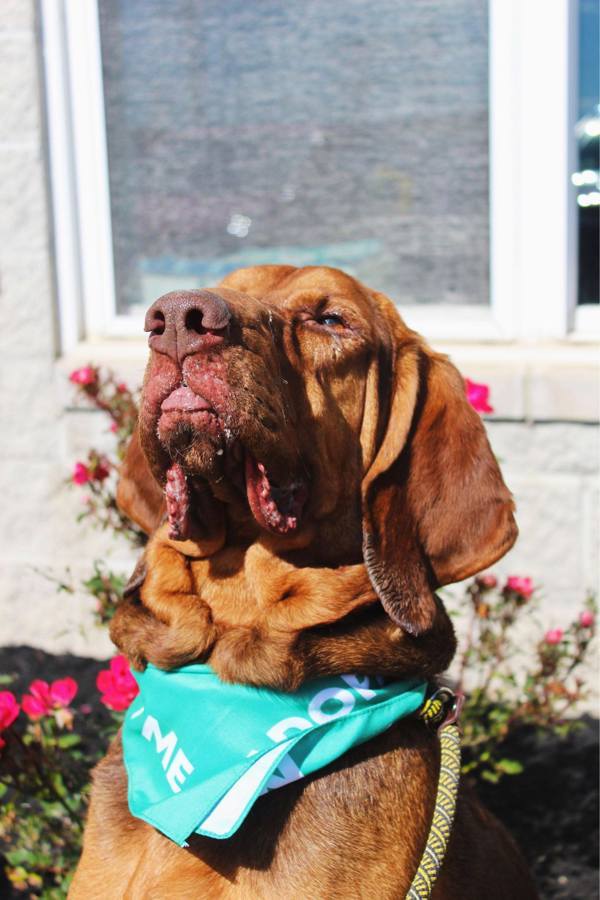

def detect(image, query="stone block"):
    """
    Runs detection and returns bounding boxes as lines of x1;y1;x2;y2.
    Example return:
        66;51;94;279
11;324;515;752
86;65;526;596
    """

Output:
0;146;48;259
0;0;35;31
487;421;600;478
1;363;60;461
492;474;588;601
0;256;56;360
0;31;40;139
529;364;600;422
582;484;599;596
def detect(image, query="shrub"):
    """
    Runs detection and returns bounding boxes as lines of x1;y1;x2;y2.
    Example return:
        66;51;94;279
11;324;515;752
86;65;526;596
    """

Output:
0;660;136;896
450;575;596;782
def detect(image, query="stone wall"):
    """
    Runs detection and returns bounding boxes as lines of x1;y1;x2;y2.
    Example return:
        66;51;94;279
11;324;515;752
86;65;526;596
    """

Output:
486;421;599;611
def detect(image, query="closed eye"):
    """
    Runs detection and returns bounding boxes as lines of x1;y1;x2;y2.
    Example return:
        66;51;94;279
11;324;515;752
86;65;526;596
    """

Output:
315;313;346;328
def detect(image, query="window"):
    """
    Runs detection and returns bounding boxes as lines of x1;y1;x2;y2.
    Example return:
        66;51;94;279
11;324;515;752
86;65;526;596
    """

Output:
573;0;599;309
98;0;490;316
42;0;596;345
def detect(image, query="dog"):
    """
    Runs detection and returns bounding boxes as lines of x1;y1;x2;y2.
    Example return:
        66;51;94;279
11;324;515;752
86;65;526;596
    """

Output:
70;265;537;898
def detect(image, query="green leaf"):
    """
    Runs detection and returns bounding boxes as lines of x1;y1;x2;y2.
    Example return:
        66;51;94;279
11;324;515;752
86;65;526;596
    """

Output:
481;769;500;784
497;758;524;775
57;734;81;749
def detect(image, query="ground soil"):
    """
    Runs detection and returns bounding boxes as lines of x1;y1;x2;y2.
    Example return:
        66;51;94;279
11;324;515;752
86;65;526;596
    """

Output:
0;646;598;900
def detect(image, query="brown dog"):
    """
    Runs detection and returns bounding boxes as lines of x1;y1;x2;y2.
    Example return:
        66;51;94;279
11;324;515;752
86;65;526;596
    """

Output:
70;266;537;898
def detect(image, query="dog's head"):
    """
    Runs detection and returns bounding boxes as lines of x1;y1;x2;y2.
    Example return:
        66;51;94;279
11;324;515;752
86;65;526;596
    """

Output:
119;265;516;637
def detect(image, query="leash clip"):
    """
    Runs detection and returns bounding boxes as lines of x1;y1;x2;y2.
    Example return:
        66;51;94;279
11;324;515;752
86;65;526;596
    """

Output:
420;686;464;733
440;690;464;731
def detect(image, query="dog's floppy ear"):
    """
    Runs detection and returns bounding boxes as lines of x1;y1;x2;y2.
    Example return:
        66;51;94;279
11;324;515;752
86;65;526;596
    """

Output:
362;295;517;636
116;426;165;535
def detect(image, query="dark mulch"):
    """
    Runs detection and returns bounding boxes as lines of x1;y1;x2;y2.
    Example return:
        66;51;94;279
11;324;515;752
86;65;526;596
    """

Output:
479;718;599;900
0;646;598;899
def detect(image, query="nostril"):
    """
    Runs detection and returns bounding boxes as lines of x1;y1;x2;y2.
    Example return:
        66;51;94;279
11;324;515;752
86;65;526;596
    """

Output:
147;311;165;336
185;308;206;334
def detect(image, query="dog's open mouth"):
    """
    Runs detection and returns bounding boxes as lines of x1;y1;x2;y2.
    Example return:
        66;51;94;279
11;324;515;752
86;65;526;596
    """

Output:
159;387;307;538
244;454;307;535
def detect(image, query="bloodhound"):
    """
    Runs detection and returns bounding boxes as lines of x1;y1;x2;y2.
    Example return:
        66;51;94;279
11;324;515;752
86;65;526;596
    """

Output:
70;266;537;899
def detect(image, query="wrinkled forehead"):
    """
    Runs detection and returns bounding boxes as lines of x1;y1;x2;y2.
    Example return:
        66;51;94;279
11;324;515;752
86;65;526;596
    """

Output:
218;264;403;342
264;266;373;312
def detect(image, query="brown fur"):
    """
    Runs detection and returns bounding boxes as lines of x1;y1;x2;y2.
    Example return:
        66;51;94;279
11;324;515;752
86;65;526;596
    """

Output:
70;266;536;899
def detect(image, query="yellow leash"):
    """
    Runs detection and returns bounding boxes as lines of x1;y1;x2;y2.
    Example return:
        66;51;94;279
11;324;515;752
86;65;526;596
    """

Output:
406;689;463;900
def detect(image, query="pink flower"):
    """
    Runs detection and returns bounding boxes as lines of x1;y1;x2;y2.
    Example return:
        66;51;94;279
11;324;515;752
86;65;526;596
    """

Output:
22;679;52;719
0;691;20;730
579;610;595;628
97;655;139;712
465;378;494;414
109;421;118;433
22;678;78;719
69;366;96;386
544;628;564;645
505;576;534;599
116;382;128;394
50;678;78;708
477;574;498;590
29;680;52;704
72;462;91;485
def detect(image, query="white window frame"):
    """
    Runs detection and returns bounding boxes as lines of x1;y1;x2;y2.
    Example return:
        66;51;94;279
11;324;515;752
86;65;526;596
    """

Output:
42;0;598;350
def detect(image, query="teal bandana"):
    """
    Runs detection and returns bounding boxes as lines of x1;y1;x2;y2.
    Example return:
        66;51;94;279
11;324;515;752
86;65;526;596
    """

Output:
123;664;427;845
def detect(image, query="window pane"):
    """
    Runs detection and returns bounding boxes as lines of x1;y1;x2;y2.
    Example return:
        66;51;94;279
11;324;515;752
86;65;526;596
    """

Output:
98;0;489;314
574;0;599;305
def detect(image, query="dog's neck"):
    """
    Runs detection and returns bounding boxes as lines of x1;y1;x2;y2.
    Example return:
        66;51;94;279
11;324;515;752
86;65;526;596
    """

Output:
129;525;457;691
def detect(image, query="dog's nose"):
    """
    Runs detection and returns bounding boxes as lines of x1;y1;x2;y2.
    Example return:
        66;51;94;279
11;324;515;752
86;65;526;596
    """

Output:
144;290;231;362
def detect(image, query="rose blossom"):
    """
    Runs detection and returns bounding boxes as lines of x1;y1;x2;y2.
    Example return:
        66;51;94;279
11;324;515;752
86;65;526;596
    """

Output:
69;366;96;386
465;378;493;414
22;680;52;719
50;677;78;707
505;576;534;600
0;691;20;731
97;655;139;712
22;678;79;720
544;628;564;645
579;610;595;628
72;462;91;485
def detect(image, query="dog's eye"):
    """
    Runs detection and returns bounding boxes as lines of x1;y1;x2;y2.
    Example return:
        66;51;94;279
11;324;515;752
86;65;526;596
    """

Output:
315;313;346;329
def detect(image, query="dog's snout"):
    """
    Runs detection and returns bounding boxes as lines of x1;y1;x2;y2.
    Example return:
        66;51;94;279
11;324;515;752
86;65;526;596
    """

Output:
144;290;231;361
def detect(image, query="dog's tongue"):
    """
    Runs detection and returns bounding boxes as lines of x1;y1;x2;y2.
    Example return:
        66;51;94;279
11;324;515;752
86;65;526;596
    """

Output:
244;453;306;535
166;457;306;539
165;464;191;540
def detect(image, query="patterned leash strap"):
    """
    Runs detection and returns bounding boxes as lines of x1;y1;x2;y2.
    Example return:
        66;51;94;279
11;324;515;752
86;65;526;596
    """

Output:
406;688;464;900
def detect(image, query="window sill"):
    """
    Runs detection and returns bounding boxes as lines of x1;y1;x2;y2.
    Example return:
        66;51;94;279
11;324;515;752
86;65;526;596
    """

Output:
56;338;600;423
